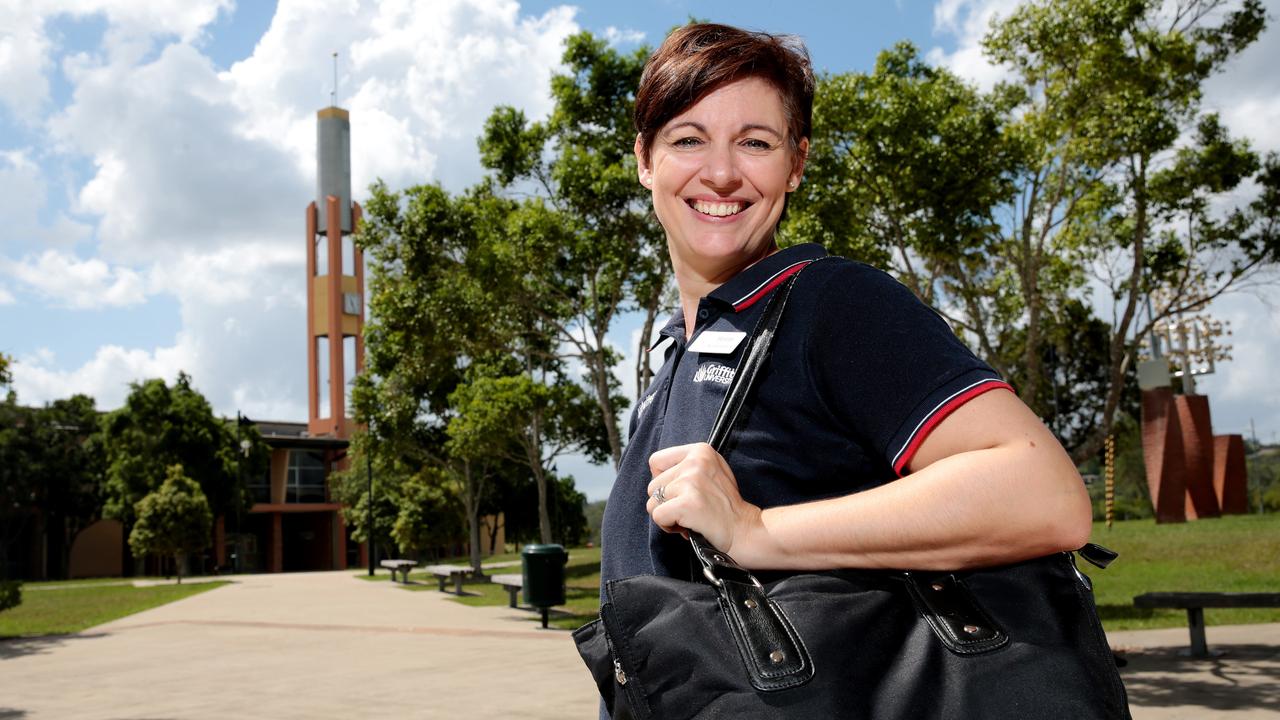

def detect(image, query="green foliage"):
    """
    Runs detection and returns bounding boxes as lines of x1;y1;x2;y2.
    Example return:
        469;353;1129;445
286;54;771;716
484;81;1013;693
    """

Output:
0;353;11;387
0;580;20;613
499;475;590;548
99;373;261;532
477;29;660;465
353;30;647;563
1;391;105;579
128;465;213;583
583;499;606;547
1247;448;1280;513
788;42;1019;276
795;1;1272;462
1083;417;1154;522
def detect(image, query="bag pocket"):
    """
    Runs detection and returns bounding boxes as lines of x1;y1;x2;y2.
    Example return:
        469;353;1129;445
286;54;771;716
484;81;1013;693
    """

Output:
572;608;651;720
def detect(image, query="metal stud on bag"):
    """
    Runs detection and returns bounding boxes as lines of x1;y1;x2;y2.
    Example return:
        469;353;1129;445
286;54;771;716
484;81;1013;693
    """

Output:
770;650;786;664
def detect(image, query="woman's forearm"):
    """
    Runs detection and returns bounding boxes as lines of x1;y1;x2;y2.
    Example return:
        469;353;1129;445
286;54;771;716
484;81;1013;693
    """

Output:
733;404;1093;571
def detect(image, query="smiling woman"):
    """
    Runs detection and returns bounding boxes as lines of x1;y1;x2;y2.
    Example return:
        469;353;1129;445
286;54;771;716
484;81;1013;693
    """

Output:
580;22;1117;720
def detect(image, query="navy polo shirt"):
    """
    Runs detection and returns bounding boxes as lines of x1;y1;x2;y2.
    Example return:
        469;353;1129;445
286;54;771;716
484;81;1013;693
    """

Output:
599;243;1011;585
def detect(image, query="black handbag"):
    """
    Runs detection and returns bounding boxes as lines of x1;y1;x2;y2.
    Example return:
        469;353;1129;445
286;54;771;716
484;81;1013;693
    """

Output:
573;269;1131;719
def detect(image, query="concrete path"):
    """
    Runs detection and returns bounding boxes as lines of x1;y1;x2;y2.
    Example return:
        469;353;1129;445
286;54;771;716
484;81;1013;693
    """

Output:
1112;623;1280;719
0;570;1276;718
0;571;599;719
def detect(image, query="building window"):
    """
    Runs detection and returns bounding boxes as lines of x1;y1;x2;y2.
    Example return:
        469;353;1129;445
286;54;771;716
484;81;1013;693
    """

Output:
248;466;271;504
287;450;327;503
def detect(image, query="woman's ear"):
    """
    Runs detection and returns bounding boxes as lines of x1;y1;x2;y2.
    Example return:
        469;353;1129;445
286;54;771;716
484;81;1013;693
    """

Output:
789;137;809;190
635;134;652;188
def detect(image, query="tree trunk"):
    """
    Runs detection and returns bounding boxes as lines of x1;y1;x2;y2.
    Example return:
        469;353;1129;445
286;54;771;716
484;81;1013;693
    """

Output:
464;460;484;578
1071;160;1151;465
636;277;664;399
589;348;623;468
174;552;183;584
531;460;553;545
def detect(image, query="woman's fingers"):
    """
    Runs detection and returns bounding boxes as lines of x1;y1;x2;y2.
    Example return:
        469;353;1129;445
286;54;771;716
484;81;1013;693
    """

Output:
644;443;747;545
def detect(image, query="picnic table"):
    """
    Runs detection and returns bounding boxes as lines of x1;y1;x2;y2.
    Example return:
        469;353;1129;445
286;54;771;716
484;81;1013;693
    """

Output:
422;564;473;594
490;573;524;608
1133;592;1280;657
379;559;417;583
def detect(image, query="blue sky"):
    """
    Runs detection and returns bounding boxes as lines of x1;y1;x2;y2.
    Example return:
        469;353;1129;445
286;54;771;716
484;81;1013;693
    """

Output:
2;0;1278;501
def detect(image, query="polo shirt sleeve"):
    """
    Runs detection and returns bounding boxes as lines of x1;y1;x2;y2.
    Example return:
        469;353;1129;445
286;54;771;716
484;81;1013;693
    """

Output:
804;262;1012;476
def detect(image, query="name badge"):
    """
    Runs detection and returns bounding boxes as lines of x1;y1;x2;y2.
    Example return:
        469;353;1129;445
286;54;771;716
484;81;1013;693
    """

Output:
688;330;746;355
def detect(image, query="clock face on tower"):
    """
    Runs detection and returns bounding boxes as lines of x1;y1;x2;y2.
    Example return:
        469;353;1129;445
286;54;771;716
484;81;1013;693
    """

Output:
342;292;361;315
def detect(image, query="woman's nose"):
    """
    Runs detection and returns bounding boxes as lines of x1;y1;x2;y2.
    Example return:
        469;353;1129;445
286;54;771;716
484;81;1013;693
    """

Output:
700;142;741;191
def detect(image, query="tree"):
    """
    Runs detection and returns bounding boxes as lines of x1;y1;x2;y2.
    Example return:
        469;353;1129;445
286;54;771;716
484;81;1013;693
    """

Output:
478;30;663;462
99;373;255;544
32;395;104;579
128;465;213;583
0;353;11;386
794;2;1276;460
447;368;605;546
0;393;40;579
982;0;1273;460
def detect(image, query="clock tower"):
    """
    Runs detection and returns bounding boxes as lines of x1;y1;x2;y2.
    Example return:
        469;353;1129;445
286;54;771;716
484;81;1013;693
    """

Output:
306;104;365;439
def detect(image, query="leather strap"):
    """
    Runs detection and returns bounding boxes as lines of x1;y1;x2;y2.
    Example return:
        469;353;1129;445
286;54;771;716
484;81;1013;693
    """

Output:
685;263;815;692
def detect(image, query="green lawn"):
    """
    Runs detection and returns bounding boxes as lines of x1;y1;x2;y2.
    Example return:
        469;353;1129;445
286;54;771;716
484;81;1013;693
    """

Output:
0;581;228;637
377;515;1280;633
1086;513;1280;630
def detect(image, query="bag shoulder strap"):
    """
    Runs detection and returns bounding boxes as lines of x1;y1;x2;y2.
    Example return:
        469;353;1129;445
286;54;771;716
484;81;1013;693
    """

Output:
688;260;808;586
682;260;817;692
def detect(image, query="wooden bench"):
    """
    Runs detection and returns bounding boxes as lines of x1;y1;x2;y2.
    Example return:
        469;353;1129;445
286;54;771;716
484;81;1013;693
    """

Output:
1133;592;1280;657
379;559;417;584
422;564;473;594
490;573;523;608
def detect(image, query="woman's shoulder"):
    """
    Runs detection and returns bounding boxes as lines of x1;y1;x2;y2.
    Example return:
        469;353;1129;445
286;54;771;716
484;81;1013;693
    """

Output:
796;255;920;308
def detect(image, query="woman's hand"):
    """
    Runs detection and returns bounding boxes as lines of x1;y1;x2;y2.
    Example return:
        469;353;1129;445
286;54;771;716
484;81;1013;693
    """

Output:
645;442;765;558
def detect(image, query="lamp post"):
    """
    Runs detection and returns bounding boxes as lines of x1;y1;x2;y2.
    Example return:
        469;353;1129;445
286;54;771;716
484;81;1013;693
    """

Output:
234;412;253;574
367;420;375;577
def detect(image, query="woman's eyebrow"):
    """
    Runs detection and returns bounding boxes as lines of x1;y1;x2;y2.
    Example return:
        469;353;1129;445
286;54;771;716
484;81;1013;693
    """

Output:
664;121;706;135
663;121;783;137
740;123;782;137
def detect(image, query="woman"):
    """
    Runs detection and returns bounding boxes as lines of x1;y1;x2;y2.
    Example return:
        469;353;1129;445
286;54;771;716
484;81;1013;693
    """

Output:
595;22;1095;715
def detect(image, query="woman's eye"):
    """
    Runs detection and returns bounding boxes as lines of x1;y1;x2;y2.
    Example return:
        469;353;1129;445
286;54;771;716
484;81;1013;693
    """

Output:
673;137;703;148
742;138;772;150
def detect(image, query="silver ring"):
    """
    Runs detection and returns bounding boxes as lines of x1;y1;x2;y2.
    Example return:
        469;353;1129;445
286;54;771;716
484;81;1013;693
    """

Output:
652;485;667;504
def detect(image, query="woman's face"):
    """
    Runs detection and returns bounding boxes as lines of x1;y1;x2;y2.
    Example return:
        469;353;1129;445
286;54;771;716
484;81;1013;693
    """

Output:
636;76;806;282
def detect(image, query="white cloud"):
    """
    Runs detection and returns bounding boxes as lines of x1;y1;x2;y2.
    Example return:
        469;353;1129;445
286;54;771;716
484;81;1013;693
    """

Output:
0;149;94;248
0;285;14;305
0;4;53;123
8;0;583;426
2;249;146;308
926;0;1020;89
14;341;195;409
603;26;645;46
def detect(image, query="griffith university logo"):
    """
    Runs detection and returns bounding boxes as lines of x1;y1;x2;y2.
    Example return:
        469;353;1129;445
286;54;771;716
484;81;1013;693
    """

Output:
693;362;735;385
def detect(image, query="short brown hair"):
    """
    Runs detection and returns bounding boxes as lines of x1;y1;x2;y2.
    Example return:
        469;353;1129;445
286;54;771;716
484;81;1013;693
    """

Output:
634;23;814;161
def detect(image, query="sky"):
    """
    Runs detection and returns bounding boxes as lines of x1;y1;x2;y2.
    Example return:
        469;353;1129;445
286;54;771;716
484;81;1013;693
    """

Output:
2;0;1278;502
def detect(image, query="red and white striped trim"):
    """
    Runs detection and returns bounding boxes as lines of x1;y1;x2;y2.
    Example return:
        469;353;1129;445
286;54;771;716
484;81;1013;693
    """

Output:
730;260;812;311
890;378;1013;476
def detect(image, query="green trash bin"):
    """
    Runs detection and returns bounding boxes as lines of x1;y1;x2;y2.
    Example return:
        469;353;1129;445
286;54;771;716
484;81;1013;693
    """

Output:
522;543;567;628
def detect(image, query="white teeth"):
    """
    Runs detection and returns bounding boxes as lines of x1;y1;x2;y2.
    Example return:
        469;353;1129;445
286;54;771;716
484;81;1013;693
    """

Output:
692;200;744;217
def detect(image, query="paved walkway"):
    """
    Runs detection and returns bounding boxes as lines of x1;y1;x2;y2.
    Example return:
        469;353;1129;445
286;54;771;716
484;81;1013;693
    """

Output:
0;571;1276;718
1112;623;1280;719
0;571;599;719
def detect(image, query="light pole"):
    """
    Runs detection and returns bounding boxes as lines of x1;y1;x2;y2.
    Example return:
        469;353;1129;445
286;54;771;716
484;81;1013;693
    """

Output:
367;420;375;576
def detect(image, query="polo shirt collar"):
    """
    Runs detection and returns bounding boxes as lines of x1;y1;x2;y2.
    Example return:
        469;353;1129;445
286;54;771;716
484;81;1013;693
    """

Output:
648;243;827;351
707;243;827;312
